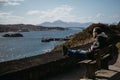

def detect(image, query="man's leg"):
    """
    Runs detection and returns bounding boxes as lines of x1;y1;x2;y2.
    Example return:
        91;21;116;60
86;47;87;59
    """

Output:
62;46;88;59
68;49;88;59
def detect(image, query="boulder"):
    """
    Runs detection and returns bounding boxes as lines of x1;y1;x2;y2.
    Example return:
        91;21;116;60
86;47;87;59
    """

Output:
2;33;23;37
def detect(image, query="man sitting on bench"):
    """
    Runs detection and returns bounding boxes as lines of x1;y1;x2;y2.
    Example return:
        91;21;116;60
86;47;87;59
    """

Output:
63;27;108;60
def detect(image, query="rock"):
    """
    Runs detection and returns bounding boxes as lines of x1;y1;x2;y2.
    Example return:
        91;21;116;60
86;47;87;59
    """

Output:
41;38;69;42
2;33;23;37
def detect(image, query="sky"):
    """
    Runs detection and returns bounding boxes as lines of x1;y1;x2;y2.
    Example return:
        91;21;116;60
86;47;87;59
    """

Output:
0;0;120;25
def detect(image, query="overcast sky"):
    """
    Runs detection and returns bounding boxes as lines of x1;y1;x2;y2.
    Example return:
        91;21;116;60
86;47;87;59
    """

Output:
0;0;120;24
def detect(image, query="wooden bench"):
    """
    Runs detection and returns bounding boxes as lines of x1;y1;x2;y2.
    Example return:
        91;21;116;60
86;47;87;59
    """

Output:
95;69;120;80
78;45;114;79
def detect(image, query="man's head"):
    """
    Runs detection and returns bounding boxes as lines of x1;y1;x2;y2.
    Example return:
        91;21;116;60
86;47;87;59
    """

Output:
93;27;102;38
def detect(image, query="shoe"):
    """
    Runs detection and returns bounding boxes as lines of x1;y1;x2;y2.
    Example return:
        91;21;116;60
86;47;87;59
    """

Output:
62;45;68;56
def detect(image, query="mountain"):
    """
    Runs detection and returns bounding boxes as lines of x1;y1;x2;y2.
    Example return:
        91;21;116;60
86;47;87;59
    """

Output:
0;24;67;32
40;20;92;28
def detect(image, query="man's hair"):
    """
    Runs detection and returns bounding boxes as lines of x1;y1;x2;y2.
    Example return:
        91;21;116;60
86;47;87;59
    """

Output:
94;27;102;34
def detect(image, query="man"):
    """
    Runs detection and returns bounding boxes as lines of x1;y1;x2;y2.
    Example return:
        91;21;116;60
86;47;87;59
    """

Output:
63;27;108;59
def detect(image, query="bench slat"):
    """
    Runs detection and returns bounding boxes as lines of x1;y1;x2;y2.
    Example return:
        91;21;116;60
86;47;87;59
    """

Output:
102;54;110;60
78;59;92;64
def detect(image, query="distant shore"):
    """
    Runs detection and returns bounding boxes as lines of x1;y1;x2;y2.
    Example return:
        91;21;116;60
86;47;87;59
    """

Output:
0;24;68;32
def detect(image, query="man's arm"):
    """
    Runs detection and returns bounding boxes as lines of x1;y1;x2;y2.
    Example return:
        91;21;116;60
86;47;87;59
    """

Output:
90;36;105;51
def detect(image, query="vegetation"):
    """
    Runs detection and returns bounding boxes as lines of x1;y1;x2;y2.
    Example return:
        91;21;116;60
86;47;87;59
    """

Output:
65;23;120;47
52;22;120;51
116;42;120;54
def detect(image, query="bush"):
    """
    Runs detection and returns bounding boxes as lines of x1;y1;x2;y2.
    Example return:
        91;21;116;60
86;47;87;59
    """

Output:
116;42;120;54
53;22;120;51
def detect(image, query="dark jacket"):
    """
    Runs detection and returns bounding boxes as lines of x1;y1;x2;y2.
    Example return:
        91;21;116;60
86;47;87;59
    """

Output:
91;32;108;51
88;32;108;59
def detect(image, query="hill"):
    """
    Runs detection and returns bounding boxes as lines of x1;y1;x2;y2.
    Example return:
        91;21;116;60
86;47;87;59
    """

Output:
65;23;120;47
53;22;120;51
0;24;67;32
40;20;92;28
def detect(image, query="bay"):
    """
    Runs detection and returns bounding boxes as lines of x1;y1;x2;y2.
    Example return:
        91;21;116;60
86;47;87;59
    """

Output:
0;29;81;62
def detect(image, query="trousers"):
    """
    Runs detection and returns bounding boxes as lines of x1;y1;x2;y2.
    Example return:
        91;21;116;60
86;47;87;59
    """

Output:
67;49;89;60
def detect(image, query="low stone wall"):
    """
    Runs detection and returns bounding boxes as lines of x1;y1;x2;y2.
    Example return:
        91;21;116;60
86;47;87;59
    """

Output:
0;51;81;80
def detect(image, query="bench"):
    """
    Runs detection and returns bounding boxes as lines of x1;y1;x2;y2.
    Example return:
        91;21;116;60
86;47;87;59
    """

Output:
78;45;114;79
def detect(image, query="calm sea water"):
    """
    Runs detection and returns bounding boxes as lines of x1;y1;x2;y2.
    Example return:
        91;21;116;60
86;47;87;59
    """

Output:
0;29;81;62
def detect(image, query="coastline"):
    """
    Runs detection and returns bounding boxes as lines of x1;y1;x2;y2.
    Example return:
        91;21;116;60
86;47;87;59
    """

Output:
0;29;80;62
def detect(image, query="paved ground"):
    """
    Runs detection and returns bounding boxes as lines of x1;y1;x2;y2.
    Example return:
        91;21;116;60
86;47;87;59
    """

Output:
43;53;120;80
43;66;85;80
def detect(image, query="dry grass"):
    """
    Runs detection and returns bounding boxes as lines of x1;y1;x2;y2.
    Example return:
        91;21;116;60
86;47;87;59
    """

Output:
116;42;120;54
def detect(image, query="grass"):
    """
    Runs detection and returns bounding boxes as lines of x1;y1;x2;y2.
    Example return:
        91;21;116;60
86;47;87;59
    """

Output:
52;22;120;51
116;42;120;54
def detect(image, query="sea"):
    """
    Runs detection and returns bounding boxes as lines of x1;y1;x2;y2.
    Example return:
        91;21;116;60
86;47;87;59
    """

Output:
0;28;81;62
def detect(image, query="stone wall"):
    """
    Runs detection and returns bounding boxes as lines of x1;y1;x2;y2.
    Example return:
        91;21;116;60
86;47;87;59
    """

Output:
0;51;80;80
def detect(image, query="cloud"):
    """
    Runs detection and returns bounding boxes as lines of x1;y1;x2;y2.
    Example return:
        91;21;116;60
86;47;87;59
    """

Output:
26;7;108;24
0;5;74;24
27;5;73;16
113;15;120;19
27;10;40;15
0;0;24;6
112;15;120;23
96;13;104;18
0;11;24;24
1;5;118;24
26;5;74;23
0;5;102;24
